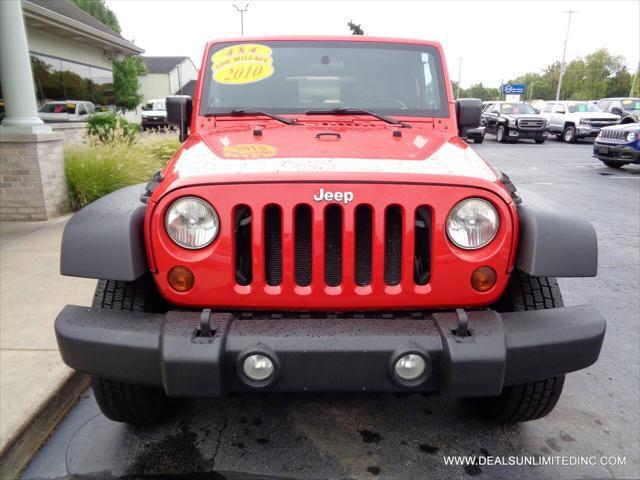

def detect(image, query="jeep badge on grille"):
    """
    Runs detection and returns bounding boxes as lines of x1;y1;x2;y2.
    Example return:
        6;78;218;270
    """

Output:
313;188;354;204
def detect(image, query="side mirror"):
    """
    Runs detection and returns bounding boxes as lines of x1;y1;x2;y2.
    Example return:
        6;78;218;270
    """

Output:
455;98;482;137
610;106;623;116
166;95;193;142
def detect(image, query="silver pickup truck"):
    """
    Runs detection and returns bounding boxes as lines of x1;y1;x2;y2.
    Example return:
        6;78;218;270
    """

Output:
538;101;619;143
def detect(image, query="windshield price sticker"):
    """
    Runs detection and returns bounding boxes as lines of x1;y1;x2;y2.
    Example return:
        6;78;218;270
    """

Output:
212;44;274;85
223;144;277;158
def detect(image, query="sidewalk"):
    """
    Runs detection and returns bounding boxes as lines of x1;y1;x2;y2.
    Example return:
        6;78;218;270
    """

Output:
0;216;96;468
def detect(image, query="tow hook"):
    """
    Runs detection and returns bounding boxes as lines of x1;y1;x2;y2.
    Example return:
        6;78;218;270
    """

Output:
455;308;470;337
199;309;213;337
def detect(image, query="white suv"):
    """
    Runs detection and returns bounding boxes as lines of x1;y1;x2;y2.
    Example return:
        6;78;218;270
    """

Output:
538;101;619;143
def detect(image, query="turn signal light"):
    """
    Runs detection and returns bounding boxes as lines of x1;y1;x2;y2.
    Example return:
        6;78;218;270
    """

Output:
168;266;194;292
471;266;496;292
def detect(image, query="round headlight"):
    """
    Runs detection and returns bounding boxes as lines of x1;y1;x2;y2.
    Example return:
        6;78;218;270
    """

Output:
627;132;637;142
447;198;499;249
165;197;219;249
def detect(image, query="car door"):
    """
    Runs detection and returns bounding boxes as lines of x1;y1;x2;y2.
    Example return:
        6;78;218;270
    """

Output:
480;102;494;130
484;104;500;133
547;103;566;132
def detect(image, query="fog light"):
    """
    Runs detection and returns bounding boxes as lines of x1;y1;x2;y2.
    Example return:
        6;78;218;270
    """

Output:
243;354;274;381
394;354;426;381
168;266;194;292
471;266;497;292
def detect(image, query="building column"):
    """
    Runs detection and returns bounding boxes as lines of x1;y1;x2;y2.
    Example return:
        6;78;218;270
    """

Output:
0;0;50;133
0;0;68;221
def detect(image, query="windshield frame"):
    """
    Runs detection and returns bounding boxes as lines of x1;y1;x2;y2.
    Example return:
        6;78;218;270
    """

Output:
200;40;450;119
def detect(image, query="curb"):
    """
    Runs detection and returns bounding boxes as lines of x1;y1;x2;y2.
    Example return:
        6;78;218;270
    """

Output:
0;372;90;480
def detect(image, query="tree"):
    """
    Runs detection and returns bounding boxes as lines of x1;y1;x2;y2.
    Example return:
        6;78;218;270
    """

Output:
70;0;121;33
348;21;364;35
631;67;640;96
113;56;145;111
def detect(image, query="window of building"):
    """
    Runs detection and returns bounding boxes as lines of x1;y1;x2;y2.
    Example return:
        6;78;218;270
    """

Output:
30;53;115;107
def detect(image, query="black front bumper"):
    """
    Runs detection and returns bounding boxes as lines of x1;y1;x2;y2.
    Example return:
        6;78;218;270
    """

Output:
55;305;605;398
594;143;640;163
510;128;548;139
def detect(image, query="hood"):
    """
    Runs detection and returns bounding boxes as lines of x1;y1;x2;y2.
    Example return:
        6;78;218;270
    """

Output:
502;113;543;119
141;109;167;117
575;112;620;120
152;123;508;202
601;122;640;133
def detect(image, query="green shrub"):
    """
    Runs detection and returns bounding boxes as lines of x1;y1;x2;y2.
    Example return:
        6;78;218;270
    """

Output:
65;136;178;210
87;112;138;145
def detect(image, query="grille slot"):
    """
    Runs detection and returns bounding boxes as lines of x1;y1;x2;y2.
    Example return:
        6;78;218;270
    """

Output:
234;205;252;286
384;205;403;286
324;205;343;287
294;205;312;287
354;205;373;286
264;205;282;286
414;206;432;285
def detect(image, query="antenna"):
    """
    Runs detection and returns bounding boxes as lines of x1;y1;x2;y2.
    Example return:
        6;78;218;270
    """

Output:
233;4;249;36
555;10;579;102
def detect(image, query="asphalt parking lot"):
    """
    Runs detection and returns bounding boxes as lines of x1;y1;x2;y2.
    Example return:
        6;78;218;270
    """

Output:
23;136;640;480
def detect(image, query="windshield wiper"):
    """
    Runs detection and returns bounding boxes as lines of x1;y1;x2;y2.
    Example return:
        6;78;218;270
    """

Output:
205;108;301;126
305;107;412;128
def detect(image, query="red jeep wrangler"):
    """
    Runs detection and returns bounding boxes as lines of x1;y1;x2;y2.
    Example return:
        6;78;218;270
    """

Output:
56;37;605;425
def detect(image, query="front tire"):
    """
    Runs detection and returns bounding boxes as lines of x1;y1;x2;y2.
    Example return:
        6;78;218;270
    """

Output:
602;160;624;169
478;271;566;423
497;125;507;143
91;277;176;424
534;138;546;144
563;125;577;143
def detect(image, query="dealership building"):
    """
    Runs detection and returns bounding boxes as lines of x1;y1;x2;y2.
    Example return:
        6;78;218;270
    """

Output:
0;0;142;221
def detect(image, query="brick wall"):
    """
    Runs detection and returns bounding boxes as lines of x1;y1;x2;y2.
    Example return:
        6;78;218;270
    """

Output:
49;122;87;145
0;133;68;221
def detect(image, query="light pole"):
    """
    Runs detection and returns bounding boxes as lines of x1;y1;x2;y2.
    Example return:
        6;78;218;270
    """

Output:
233;4;249;36
555;10;578;102
456;57;462;99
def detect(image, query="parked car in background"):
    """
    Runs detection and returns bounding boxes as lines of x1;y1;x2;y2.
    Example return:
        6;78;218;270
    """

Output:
597;98;640;124
38;100;95;122
481;101;548;143
593;122;640;168
141;99;168;130
538;101;619;143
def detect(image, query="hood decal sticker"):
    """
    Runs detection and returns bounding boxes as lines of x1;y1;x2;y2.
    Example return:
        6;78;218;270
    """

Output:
174;141;497;181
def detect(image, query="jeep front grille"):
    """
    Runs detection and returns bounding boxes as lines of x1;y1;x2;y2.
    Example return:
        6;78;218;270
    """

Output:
233;202;432;291
597;129;627;143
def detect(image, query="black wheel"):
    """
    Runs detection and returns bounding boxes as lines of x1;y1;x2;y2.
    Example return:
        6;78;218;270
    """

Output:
534;138;546;144
473;135;484;144
496;125;507;143
91;276;175;424
563;125;577;143
478;271;566;423
602;161;624;169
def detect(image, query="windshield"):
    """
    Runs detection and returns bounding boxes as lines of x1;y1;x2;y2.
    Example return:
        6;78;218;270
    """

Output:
201;41;449;117
621;98;640;111
499;103;536;114
144;101;166;111
39;102;75;114
565;102;599;113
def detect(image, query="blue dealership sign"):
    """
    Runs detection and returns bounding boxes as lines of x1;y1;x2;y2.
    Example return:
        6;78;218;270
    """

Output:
503;84;526;95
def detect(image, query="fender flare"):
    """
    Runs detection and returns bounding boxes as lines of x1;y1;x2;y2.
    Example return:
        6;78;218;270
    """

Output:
60;184;148;281
515;189;597;277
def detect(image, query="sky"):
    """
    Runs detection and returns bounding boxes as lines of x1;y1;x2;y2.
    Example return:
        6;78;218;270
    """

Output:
107;0;640;89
